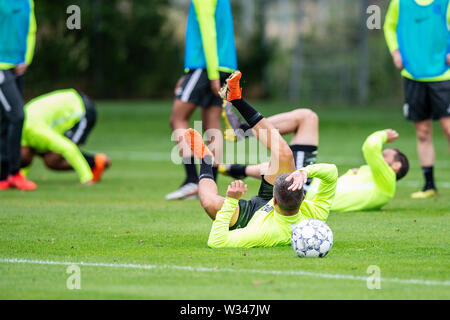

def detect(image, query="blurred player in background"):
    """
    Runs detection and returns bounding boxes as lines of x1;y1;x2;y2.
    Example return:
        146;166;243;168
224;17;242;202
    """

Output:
166;0;237;200
20;89;111;185
384;0;450;199
0;0;37;190
183;71;337;248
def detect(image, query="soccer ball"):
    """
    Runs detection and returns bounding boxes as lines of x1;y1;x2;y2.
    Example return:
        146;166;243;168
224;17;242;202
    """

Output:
291;219;333;258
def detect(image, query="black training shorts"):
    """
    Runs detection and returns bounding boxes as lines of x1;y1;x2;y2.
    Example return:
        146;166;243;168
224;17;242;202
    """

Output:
175;69;231;108
403;78;450;121
230;177;274;231
64;92;97;145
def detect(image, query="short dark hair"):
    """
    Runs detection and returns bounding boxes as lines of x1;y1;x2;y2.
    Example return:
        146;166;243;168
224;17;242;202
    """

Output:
393;148;409;180
273;173;303;212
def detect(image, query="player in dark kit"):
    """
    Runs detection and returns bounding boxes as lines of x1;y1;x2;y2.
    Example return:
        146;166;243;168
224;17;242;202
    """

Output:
166;0;237;200
384;0;450;198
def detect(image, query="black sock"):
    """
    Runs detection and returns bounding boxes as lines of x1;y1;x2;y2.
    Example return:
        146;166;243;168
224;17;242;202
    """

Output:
290;145;318;170
422;166;436;191
228;164;247;179
183;157;198;185
0;161;8;180
82;152;96;169
212;166;218;181
230;99;264;128
199;155;214;181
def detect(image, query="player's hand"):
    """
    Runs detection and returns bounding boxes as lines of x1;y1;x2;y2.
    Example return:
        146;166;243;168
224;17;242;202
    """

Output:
174;76;184;95
226;180;247;200
14;63;28;76
83;180;94;186
385;129;399;143
446;54;450;66
391;49;403;70
285;170;308;191
210;79;221;97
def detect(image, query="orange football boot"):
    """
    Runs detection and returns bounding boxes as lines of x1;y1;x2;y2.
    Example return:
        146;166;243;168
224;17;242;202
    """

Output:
219;70;242;102
92;153;110;182
0;180;10;191
183;128;213;161
8;172;37;191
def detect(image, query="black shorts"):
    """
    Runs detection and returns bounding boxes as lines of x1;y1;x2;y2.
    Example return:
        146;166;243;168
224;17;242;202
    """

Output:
64;92;97;145
230;177;274;230
175;69;231;108
403;78;450;121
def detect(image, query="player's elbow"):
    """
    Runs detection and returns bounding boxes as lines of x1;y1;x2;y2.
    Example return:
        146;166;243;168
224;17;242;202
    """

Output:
207;237;225;248
278;142;293;164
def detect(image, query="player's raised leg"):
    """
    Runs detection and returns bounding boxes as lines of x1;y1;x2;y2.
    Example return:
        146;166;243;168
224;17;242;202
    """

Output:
184;128;239;226
220;107;318;180
220;71;296;185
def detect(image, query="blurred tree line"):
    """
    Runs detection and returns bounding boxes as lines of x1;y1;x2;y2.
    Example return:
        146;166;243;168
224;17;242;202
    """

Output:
25;0;402;105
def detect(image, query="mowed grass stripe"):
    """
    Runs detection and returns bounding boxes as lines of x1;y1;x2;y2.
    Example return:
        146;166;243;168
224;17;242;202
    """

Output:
1;258;449;287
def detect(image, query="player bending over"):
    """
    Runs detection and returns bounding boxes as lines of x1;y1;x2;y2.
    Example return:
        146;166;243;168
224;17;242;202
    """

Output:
20;89;111;186
184;71;337;248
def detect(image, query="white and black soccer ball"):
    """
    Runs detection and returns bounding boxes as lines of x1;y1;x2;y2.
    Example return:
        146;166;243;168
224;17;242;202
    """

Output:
291;219;333;258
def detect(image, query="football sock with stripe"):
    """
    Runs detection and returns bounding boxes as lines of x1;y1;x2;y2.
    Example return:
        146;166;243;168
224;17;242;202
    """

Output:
230;99;264;128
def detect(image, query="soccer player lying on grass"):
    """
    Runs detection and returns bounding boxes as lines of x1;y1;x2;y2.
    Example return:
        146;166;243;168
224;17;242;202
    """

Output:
221;117;410;212
184;71;338;248
19;89;111;186
306;129;409;212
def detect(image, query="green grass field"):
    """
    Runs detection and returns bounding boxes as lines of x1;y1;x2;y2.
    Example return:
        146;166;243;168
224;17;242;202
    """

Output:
0;100;449;300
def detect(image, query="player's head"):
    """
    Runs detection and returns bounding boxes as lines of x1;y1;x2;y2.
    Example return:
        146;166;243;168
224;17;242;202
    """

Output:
273;173;304;215
383;148;409;180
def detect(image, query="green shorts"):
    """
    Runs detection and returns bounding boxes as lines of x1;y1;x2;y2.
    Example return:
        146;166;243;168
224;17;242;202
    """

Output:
230;177;274;230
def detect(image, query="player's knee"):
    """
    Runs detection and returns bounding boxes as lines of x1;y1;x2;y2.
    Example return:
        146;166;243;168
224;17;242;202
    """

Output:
295;109;318;125
200;198;219;216
43;154;61;169
416;126;432;142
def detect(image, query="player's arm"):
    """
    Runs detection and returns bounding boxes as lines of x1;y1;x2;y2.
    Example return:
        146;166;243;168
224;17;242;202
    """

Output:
289;164;337;221
362;130;396;195
24;0;36;66
207;181;259;248
383;0;399;53
35;128;93;184
193;0;219;81
383;0;404;69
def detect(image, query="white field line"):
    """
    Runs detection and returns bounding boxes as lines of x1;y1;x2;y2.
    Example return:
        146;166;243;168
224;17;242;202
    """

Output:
1;258;449;287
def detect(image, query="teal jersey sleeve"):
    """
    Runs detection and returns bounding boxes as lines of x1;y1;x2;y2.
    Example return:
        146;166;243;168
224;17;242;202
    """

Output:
299;164;338;221
362;131;396;196
25;127;93;184
192;0;220;80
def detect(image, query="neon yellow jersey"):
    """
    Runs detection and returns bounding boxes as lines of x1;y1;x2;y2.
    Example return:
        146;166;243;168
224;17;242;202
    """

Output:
207;164;338;248
22;89;93;183
383;0;450;82
306;131;396;213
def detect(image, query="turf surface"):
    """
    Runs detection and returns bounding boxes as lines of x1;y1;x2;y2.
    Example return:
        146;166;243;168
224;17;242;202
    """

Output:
0;100;449;299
